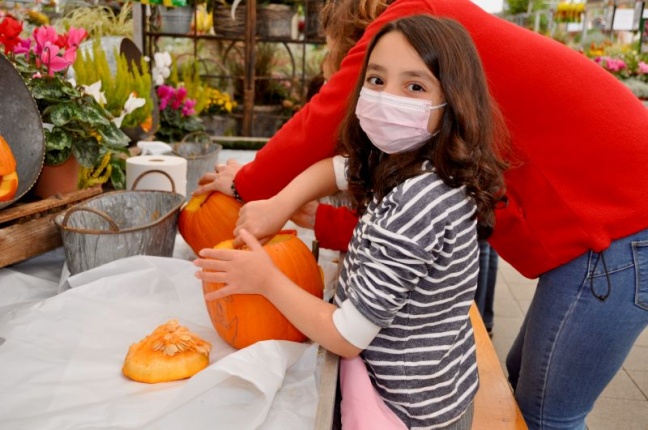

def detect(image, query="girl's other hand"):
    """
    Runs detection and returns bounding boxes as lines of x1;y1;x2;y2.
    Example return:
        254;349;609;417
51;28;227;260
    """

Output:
194;229;283;300
233;199;291;247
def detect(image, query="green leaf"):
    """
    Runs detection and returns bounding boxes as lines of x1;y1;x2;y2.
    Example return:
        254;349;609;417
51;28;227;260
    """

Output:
97;122;130;148
72;138;101;168
48;102;82;126
110;157;127;190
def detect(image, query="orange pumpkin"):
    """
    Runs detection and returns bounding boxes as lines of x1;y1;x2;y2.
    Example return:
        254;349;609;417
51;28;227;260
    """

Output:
0;135;18;203
178;191;243;254
203;230;324;349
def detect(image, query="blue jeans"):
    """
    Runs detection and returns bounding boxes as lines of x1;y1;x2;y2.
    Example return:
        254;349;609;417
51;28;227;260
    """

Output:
506;228;648;429
476;241;498;330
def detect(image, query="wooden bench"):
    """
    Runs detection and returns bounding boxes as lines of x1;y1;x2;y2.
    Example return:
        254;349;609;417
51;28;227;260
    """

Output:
470;303;528;429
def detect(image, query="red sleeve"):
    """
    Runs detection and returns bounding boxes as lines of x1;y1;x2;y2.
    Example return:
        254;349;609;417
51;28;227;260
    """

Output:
233;0;432;202
313;204;358;252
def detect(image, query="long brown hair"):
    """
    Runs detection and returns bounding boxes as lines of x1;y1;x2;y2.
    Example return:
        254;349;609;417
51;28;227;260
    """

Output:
320;0;394;72
338;15;509;239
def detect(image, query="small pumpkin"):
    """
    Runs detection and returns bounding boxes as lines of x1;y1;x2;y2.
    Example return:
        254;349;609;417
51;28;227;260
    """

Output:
178;191;243;254
0;135;18;203
203;230;324;349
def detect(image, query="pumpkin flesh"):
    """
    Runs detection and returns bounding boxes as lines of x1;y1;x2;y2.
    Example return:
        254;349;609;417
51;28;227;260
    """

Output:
203;231;324;349
0;136;18;202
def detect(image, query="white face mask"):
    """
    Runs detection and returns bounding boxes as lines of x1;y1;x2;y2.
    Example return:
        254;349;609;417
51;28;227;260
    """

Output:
355;87;446;154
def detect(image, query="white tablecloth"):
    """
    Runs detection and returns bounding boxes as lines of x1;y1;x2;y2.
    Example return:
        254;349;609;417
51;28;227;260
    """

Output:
0;149;342;430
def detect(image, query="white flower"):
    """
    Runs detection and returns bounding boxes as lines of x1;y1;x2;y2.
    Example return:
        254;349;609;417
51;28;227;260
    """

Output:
123;92;146;115
112;92;146;128
152;51;172;87
82;81;107;106
154;51;172;68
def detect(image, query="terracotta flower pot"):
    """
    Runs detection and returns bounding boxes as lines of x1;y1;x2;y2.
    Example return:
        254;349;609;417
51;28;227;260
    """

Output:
32;156;80;199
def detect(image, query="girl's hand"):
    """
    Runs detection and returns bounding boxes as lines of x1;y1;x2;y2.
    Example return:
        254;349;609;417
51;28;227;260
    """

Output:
290;201;319;230
192;159;242;196
194;229;283;300
233;199;291;247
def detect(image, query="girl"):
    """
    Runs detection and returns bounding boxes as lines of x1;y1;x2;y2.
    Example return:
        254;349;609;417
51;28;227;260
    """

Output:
194;15;507;429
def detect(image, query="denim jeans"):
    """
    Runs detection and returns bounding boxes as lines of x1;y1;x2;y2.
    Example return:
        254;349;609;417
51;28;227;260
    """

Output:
476;240;498;330
506;228;648;430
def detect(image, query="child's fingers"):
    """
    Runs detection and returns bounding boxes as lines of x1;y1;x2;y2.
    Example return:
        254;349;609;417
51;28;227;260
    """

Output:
238;229;264;251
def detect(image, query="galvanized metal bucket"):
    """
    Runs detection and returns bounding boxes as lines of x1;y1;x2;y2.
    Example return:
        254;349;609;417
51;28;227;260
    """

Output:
172;132;222;198
54;170;185;275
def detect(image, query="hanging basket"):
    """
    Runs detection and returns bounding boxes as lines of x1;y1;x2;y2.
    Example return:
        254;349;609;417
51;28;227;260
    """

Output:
257;4;294;38
212;5;246;37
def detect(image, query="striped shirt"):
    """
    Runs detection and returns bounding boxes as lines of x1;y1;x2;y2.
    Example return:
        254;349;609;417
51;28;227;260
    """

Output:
334;170;479;429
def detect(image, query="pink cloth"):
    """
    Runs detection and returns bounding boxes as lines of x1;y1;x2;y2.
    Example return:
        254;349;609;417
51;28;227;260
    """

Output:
339;357;408;430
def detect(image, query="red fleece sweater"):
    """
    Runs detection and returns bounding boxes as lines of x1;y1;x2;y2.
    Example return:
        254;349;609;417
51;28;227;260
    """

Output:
234;0;648;279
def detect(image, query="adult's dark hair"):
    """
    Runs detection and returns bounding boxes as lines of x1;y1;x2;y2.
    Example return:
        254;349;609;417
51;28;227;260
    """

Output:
338;14;509;239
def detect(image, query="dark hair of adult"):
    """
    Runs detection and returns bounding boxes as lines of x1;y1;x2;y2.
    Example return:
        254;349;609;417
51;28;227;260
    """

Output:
338;14;509;239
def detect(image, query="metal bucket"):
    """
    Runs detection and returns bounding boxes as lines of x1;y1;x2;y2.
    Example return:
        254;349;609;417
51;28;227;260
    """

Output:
172;132;222;198
54;170;185;275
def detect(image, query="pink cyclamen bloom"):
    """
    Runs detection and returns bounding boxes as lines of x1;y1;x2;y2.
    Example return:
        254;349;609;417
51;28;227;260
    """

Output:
605;58;627;72
638;62;648;75
40;42;73;76
171;87;187;111
156;85;175;110
33;26;58;55
13;38;32;56
65;27;87;49
182;98;197;116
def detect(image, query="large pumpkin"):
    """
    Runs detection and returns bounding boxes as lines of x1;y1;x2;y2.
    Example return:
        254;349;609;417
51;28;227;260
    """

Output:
0;135;18;203
203;230;324;349
178;191;243;254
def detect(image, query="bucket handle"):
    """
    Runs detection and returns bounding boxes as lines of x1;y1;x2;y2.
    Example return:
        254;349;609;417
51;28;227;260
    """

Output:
131;169;177;193
61;206;120;232
179;131;212;145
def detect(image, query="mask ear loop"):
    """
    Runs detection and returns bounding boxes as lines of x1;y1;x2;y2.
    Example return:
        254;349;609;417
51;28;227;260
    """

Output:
590;250;612;302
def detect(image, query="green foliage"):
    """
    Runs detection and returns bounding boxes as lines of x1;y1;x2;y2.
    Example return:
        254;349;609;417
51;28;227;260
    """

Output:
506;0;543;14
12;59;130;189
73;38;154;128
59;4;133;39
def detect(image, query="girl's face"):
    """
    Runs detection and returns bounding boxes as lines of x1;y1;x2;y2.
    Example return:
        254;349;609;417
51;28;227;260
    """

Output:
363;31;446;134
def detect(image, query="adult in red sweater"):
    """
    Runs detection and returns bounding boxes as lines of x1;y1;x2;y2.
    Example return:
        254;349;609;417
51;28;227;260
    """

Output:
196;0;648;428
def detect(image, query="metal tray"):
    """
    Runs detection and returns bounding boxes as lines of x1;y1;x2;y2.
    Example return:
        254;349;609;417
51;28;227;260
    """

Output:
0;54;46;210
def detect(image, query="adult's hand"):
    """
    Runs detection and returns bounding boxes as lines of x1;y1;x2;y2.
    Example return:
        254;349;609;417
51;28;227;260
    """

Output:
192;159;242;196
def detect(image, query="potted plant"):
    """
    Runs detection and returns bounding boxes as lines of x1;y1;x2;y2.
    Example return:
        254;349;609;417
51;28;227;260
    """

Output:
72;36;156;141
0;16;132;196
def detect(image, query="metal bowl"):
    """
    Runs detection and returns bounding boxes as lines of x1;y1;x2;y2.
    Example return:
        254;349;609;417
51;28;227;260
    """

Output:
0;54;45;210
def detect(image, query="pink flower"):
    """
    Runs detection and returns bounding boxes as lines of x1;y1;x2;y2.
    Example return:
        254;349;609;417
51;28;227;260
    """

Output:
65;27;87;49
157;85;175;110
638;62;648;75
13;38;32;56
33;26;58;55
40;42;74;76
171;87;187;110
182;98;197;116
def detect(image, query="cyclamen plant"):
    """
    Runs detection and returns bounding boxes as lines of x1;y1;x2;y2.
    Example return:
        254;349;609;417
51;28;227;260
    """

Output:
0;16;132;189
155;84;205;143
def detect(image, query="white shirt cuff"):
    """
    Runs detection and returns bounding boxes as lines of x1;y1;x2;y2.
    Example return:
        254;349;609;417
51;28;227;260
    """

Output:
332;299;381;349
332;155;349;191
